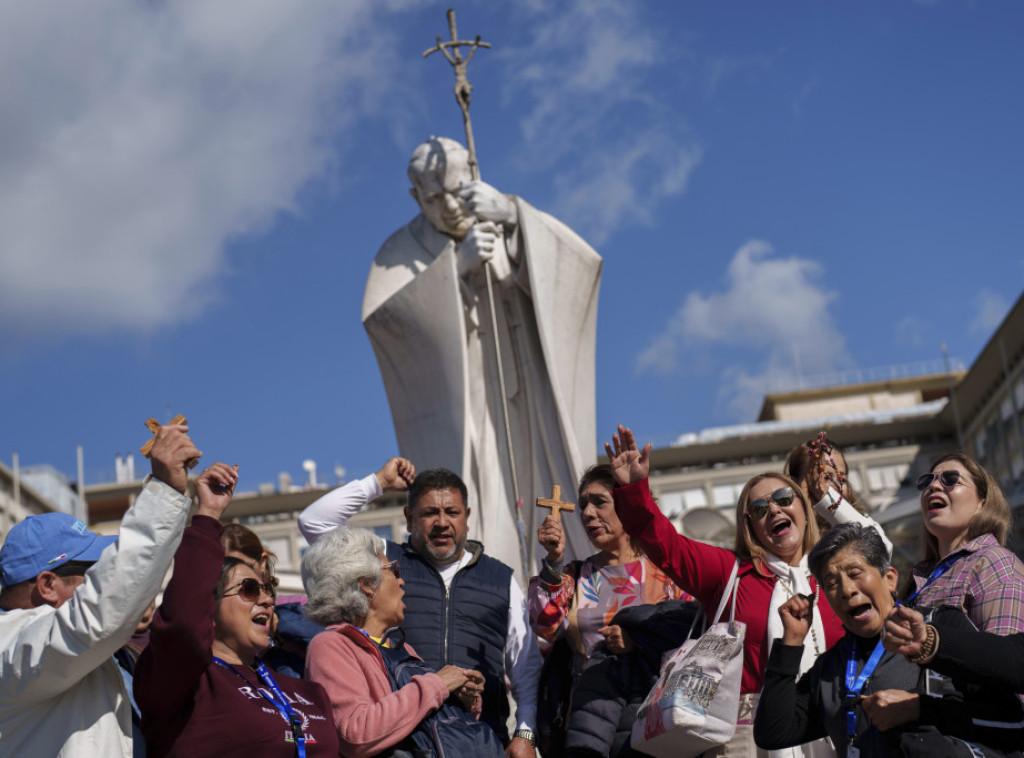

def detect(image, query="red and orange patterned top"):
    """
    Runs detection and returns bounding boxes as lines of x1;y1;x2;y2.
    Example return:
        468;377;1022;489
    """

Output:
528;554;691;661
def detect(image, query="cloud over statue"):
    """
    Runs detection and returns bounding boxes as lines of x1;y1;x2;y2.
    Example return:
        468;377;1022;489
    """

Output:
361;135;601;577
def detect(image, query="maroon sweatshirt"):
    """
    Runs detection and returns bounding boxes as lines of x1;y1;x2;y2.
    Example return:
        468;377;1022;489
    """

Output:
134;516;339;757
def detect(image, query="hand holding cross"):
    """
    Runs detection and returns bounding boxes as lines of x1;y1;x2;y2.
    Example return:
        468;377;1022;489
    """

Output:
537;484;575;564
140;414;200;469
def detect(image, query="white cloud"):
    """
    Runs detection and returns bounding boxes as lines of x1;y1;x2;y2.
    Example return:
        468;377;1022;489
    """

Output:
703;53;773;98
636;240;849;420
496;0;702;244
894;315;930;348
970;288;1010;335
0;0;399;338
792;77;819;119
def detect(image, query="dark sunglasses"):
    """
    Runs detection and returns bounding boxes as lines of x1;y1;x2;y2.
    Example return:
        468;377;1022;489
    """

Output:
916;470;970;491
222;577;276;602
746;487;796;521
382;560;401;580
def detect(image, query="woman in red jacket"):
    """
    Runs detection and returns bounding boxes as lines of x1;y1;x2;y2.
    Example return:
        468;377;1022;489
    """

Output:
607;425;845;757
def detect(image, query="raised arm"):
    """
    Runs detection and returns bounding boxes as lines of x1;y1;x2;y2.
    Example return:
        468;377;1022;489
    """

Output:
134;463;237;727
0;425;197;705
298;457;415;544
605;424;734;604
604;424;651;487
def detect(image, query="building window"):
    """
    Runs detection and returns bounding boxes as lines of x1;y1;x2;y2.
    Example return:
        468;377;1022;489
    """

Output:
865;464;909;492
682;487;709;510
712;483;744;508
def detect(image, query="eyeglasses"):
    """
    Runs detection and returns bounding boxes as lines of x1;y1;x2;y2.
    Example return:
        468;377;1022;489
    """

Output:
382;560;401;580
222;577;276;603
916;470;971;491
746;487;796;521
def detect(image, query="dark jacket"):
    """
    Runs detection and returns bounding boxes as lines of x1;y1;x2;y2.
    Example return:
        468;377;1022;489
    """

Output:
927;605;1024;691
262;601;325;678
565;599;701;757
387;539;513;743
755;631;1024;757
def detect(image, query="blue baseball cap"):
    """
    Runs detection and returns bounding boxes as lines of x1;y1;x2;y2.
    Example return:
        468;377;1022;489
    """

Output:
0;512;117;587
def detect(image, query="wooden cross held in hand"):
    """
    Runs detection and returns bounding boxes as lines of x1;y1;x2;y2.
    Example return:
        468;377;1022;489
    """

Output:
537;484;576;520
140;414;199;469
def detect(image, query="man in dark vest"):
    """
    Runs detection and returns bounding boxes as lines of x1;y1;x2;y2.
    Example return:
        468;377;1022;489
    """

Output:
298;457;540;758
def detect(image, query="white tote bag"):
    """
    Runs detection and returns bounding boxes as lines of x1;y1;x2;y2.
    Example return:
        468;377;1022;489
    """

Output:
632;558;745;758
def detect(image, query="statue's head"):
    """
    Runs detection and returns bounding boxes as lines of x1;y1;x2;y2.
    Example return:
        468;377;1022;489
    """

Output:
408;136;476;240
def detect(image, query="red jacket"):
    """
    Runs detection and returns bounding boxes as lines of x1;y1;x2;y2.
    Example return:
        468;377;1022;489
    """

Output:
614;478;845;694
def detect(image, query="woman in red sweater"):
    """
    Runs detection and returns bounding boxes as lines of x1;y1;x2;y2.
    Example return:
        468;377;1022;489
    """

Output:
607;426;845;757
134;463;339;758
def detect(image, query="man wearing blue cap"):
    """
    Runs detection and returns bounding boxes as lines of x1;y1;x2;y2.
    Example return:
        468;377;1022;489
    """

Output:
0;423;201;757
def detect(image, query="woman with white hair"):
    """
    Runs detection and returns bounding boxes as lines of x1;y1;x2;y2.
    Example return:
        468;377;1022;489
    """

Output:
302;527;505;758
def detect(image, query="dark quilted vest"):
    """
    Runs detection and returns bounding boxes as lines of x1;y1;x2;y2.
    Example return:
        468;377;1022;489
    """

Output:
386;540;513;744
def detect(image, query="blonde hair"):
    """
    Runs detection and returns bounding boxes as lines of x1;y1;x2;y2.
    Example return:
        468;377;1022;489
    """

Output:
733;472;820;575
920;453;1011;564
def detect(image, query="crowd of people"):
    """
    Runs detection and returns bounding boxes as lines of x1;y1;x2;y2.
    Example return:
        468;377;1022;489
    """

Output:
1;421;1023;757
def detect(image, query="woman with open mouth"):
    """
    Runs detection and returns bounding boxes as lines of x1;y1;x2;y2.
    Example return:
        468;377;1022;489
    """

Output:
906;453;1024;637
607;424;845;757
754;522;1024;757
134;463;339;757
302;526;505;758
526;463;695;757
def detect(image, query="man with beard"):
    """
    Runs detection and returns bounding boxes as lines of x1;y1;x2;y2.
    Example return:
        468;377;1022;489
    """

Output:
298;458;541;758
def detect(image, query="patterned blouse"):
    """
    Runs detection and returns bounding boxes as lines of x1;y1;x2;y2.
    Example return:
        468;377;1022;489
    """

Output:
910;533;1024;636
528;554;691;662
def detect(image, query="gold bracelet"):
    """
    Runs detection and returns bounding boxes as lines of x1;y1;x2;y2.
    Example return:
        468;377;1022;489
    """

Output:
908;624;939;665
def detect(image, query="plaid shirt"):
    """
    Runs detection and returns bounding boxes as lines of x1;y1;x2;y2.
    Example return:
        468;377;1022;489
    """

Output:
911;533;1024;636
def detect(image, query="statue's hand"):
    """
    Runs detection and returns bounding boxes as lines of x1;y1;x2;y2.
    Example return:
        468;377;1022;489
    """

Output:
455;221;499;278
460;181;517;227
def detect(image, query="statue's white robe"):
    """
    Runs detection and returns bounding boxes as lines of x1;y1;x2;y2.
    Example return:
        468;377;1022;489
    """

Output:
363;197;601;577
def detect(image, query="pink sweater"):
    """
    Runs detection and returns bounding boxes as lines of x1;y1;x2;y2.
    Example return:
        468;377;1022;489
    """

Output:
306;623;450;758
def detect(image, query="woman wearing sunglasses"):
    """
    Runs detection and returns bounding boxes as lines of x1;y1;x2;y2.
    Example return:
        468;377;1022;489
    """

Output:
905;453;1024;637
134;463;339;757
607;425;845;757
302;526;505;758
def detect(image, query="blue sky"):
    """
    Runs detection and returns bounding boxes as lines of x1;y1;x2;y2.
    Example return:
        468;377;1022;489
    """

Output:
1;1;1022;492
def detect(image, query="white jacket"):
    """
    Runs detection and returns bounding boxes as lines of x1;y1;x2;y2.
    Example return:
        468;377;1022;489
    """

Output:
0;477;191;757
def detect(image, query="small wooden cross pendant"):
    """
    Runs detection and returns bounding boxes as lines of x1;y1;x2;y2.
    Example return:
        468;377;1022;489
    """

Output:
537;484;576;519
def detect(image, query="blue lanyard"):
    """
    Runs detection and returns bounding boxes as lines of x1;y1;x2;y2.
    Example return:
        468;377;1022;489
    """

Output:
213;657;307;758
844;638;885;740
905;553;961;606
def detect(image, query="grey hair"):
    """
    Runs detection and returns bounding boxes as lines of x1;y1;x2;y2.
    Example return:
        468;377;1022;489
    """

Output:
302;527;385;627
808;522;889;584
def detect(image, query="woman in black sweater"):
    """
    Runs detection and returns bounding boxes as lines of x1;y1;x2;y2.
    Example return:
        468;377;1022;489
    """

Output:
754;523;1024;757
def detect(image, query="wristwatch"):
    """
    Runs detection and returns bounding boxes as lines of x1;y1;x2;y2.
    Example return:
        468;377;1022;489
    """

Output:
513;728;537;746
